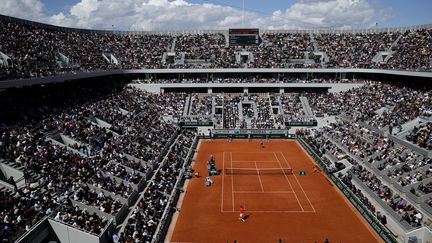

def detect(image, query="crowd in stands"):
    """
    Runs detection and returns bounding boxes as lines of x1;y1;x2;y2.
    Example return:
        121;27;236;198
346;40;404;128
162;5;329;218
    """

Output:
315;32;398;68
174;92;321;129
251;94;274;129
249;33;315;68
1;15;431;81
386;29;432;71
322;117;432;188
412;182;432;196
352;165;423;227
397;168;432;187
0;79;188;241
323;119;395;160
302;127;425;228
54;199;109;235
154;93;188;119
104;162;142;185
280;93;304;123
190;94;212;117
300;113;430;229
0;17;171;80
176;34;225;60
123;130;195;242
300;128;356;171
306;81;432;130
340;174;378;215
406;122;432;150
72;184;123;215
223;94;241;128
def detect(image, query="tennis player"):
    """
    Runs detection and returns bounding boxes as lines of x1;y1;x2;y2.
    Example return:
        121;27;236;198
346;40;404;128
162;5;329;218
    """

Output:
239;205;246;222
259;138;264;148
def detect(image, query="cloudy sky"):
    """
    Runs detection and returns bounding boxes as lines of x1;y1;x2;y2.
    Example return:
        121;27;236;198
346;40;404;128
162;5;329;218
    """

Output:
1;0;431;31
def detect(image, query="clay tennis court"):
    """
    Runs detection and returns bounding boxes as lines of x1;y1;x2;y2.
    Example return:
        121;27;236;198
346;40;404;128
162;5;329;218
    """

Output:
168;139;382;243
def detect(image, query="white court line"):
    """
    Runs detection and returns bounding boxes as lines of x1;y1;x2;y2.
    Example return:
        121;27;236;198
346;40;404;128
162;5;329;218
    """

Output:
270;151;279;162
221;210;316;213
221;152;224;212
231;151;276;154
233;191;294;193
255;161;264;192
279;152;316;213
274;152;304;212
230;152;235;212
230;160;280;163
171;242;200;243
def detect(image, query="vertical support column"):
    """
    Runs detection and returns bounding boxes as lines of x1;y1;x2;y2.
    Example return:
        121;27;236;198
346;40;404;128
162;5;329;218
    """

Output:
279;87;284;94
208;87;213;94
243;87;249;94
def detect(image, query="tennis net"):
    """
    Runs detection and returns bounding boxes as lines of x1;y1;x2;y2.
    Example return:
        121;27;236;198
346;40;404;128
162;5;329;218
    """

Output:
225;168;292;175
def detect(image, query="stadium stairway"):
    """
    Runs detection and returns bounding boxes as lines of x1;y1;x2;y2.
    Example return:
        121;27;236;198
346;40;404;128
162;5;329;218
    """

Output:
211;96;216;115
183;94;191;116
267;93;278;126
299;96;314;116
0;160;38;187
252;101;259;120
375;106;391;116
238;101;243;121
174;53;185;65
372;50;396;64
310;33;319;51
170;38;177;53
389;33;404;51
118;107;130;115
315;116;337;128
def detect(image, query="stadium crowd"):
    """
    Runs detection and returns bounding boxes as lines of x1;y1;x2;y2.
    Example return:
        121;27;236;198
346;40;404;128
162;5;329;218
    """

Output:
406;122;432;150
315;32;398;68
190;94;213;117
123;130;195;242
301;127;426;228
323;118;432;188
0;79;195;241
1;16;431;81
352;165;423;227
306;81;432;130
297;80;432;229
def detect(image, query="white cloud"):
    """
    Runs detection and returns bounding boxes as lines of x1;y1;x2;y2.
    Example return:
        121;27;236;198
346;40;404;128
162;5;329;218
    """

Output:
0;0;385;30
250;0;376;29
0;0;45;20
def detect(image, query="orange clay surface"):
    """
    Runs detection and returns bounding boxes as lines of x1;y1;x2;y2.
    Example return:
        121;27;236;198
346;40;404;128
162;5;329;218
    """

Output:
170;139;382;243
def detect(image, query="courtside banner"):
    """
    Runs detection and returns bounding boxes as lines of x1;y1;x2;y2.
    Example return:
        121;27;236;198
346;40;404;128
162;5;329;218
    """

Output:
211;129;294;139
179;121;213;127
285;120;318;127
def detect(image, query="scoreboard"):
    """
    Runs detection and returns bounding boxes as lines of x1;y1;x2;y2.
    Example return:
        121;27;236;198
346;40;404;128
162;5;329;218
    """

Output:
229;28;261;46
